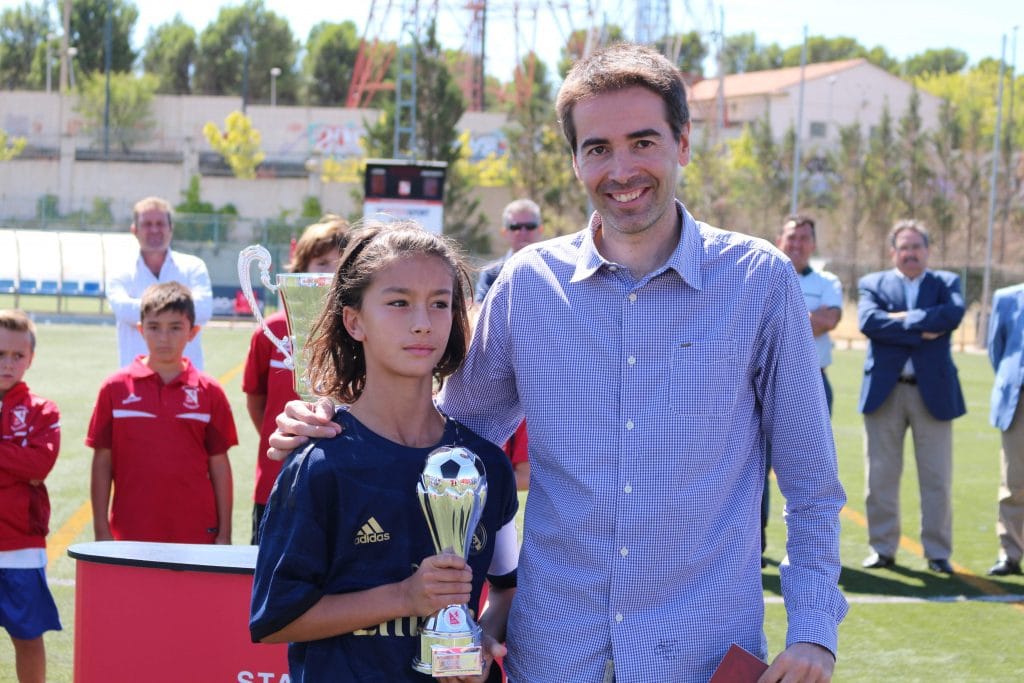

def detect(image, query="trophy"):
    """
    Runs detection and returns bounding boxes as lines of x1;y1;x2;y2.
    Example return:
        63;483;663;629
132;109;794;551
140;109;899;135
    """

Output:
412;446;488;676
237;245;333;401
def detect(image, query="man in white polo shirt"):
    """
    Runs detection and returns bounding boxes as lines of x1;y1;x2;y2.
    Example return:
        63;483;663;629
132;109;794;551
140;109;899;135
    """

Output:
777;214;844;407
105;196;212;369
761;214;843;563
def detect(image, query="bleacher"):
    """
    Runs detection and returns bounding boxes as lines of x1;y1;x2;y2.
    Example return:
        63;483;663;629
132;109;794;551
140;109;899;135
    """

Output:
1;228;267;318
0;228;139;312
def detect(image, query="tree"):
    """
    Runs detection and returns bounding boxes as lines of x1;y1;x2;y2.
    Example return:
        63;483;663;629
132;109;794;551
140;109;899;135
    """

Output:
203;111;266;179
193;0;299;102
725;117;789;236
834;121;869;286
777;35;897;71
174;174;239;241
558;25;625;77
722;32;783;74
303;20;361;106
0;1;51;89
502;52;587;237
781;35;866;66
862;105;902;266
69;0;138;74
655;31;707;76
904;48;968;77
918;64;1013;269
896;88;932;220
74;71;157;153
926;99;960;262
142;14;197;94
0;128;28;160
680;130;734;228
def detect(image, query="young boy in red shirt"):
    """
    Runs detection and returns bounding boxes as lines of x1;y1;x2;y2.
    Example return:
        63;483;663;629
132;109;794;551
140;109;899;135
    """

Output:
88;281;238;544
242;217;348;543
0;310;62;683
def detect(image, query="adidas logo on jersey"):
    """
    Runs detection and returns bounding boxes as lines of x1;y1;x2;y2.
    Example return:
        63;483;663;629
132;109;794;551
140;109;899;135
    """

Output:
355;517;391;545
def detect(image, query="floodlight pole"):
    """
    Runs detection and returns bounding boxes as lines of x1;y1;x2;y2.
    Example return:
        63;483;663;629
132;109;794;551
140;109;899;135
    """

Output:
979;35;1007;347
789;25;808;214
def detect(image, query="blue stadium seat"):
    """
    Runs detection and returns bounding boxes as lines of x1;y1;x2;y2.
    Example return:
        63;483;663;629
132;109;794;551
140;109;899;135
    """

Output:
60;281;82;296
82;281;102;296
38;280;60;295
0;278;15;293
17;279;40;294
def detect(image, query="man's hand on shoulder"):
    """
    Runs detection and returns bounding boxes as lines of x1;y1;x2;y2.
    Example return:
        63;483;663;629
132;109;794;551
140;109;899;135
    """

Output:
758;642;834;683
266;398;341;461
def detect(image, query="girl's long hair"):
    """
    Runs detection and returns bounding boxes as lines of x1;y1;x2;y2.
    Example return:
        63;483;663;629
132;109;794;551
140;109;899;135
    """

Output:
305;220;472;404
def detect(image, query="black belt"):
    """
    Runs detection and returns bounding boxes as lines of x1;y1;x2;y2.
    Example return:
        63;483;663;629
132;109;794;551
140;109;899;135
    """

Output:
897;375;917;385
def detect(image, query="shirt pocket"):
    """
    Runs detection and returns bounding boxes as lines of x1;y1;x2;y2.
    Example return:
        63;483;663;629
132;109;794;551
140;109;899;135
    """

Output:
669;339;742;416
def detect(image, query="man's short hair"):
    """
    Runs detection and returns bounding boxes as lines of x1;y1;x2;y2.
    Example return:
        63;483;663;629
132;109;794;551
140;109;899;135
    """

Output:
782;213;816;240
0;309;36;351
556;42;690;155
140;281;195;325
502;199;541;227
888;219;930;248
133;196;173;229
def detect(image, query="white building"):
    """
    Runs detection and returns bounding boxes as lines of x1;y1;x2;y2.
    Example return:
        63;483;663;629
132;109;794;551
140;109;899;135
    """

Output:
687;58;941;144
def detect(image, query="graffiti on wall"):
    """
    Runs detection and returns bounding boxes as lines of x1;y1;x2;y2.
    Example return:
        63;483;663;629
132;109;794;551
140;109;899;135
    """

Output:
304;122;508;162
308;122;367;158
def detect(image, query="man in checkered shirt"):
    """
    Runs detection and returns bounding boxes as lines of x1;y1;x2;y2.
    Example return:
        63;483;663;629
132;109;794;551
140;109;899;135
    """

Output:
273;42;847;683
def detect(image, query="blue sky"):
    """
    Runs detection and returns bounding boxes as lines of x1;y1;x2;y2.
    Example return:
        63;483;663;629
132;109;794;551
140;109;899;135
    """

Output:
9;0;1022;81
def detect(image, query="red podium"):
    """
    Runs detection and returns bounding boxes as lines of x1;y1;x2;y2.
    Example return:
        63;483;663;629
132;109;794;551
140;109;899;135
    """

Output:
69;541;288;682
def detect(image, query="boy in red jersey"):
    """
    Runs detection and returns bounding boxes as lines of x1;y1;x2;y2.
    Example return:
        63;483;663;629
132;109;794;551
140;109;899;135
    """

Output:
0;310;61;683
242;216;348;543
88;282;237;543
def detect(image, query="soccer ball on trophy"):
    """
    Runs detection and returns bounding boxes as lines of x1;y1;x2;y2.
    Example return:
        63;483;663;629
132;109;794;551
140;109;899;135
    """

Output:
412;446;488;676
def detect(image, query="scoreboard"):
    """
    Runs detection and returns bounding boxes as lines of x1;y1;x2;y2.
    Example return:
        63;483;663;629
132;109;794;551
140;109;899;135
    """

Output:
363;158;448;233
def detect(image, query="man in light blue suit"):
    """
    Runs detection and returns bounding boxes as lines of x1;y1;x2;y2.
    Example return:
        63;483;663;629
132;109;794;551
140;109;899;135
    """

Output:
858;220;965;574
986;283;1024;576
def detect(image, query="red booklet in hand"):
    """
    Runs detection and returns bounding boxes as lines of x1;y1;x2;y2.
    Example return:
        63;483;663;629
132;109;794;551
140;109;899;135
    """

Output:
708;643;769;682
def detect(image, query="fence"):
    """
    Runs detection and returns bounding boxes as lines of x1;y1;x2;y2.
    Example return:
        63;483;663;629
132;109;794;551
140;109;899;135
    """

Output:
0;228;138;311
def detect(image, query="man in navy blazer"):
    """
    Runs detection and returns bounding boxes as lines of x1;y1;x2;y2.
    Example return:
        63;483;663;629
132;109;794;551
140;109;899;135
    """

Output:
858;220;965;574
986;283;1024;576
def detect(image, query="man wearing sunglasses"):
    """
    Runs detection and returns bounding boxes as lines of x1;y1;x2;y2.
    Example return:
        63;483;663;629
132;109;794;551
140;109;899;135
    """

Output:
474;198;544;303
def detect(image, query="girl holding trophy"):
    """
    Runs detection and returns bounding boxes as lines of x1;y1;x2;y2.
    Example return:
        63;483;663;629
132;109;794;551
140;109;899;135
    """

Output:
249;221;519;683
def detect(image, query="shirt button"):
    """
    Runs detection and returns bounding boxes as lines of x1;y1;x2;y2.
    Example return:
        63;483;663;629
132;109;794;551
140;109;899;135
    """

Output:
609;265;618;272
615;613;624;623
620;547;628;557
627;355;636;365
628;293;637;303
624;484;632;493
625;420;634;430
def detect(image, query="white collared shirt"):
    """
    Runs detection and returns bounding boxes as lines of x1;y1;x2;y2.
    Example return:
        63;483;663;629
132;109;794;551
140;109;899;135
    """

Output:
105;248;213;369
896;268;926;377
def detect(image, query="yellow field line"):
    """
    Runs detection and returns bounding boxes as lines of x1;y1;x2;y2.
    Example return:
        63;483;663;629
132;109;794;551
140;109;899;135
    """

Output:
841;505;1024;614
46;361;247;563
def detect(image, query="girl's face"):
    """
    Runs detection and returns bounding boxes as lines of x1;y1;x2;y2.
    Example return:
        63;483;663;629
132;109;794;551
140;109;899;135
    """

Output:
307;248;342;274
343;253;455;383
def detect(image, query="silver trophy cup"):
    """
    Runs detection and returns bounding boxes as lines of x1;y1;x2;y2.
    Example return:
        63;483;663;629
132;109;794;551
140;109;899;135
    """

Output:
412;446;488;676
237;244;333;402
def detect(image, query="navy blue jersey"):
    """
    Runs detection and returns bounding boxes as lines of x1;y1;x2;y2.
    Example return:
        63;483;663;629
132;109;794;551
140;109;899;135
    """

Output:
250;410;518;682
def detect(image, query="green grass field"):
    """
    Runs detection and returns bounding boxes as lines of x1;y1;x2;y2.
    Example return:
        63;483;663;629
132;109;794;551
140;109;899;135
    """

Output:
1;318;1022;681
